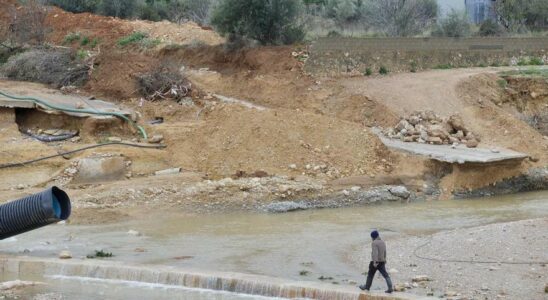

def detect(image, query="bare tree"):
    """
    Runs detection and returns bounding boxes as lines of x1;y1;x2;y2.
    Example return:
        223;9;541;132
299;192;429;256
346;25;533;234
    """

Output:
364;0;438;36
8;0;50;45
168;0;215;25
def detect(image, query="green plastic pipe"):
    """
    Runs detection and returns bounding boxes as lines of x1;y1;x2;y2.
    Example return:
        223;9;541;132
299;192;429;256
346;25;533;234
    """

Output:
0;90;147;139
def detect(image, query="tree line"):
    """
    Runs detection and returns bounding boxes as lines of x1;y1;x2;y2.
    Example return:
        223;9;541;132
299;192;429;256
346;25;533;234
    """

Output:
22;0;548;45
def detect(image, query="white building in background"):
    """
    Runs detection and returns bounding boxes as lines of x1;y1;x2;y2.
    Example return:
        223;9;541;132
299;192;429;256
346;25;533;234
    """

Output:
465;0;497;24
438;0;466;17
438;0;497;24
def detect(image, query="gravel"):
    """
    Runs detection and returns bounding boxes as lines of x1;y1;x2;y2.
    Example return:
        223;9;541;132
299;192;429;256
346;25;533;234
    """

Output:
355;218;548;300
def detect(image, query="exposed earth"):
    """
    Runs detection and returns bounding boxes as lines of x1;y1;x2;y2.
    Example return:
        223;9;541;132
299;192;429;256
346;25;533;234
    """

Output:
0;1;547;300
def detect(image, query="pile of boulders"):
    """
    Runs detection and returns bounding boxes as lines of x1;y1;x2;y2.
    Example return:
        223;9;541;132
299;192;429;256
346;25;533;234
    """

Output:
385;111;480;148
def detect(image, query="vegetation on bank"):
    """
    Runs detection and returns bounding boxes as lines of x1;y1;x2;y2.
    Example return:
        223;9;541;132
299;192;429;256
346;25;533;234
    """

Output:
39;0;548;45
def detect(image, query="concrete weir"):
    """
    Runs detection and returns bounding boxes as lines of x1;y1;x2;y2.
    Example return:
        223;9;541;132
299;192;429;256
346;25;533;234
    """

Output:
0;256;431;300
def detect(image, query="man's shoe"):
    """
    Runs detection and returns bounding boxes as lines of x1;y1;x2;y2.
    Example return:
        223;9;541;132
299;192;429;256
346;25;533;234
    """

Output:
385;289;393;294
359;285;369;291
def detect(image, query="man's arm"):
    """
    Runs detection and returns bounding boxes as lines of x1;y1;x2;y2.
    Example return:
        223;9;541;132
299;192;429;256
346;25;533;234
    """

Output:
372;242;379;266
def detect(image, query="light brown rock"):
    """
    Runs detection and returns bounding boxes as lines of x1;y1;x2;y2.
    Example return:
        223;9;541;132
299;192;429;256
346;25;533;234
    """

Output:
448;115;468;134
466;139;479;148
427;136;443;145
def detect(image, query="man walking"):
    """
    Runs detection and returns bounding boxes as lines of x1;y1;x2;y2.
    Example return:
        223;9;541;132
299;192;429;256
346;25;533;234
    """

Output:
359;230;393;293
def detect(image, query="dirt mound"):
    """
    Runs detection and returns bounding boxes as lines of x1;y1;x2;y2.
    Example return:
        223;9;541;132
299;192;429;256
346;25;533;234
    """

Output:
499;76;548;135
45;7;132;47
160;45;302;74
159;105;392;179
85;51;157;99
130;20;224;46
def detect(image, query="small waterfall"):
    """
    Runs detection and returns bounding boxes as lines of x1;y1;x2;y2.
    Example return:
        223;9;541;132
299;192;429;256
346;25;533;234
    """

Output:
2;257;419;300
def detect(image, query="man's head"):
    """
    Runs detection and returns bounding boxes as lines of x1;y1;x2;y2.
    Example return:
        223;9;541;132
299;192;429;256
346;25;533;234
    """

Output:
370;230;379;240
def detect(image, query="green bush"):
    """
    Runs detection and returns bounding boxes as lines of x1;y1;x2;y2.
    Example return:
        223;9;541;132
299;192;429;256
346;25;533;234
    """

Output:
63;32;81;44
117;32;147;47
76;49;88;60
433;9;470;37
80;36;90;46
327;30;342;37
517;58;529;66
410;61;418;73
140;38;161;48
497;79;508;88
47;0;100;13
89;38;99;48
529;57;544;66
434;64;453;69
379;66;389;75
365;67;372;76
478;19;505;36
99;0;136;18
211;0;305;45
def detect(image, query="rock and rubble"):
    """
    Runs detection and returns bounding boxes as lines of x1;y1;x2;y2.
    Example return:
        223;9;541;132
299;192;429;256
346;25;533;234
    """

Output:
367;218;548;300
385;111;480;148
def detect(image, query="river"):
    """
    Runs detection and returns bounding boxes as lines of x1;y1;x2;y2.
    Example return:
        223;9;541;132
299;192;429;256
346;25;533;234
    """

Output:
1;190;547;299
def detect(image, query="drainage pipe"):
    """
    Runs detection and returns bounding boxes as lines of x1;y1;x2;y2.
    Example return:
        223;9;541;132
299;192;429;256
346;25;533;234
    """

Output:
0;187;71;240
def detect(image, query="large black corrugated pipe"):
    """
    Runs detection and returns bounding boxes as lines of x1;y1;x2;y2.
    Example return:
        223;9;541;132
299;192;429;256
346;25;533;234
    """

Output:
0;187;71;240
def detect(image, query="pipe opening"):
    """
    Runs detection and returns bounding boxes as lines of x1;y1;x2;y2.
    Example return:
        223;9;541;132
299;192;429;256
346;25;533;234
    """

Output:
52;186;71;220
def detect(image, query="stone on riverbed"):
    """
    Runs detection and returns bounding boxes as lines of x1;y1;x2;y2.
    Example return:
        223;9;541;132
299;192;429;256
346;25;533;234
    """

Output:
263;201;309;213
412;275;431;282
388;186;410;199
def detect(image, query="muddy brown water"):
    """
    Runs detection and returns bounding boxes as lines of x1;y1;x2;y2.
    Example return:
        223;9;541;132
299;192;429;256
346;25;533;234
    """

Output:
1;191;547;299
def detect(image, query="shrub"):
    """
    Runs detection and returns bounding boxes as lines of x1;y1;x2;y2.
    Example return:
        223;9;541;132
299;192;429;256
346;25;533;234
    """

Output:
365;67;372;76
117;32;147;47
433;9;470;37
211;0;305;45
529;57;544;66
80;36;90;46
140;38;161;48
99;0;136;18
89;38;100;48
63;32;82;44
410;61;418;73
1;48;90;88
364;0;438;37
47;0;100;14
137;64;192;101
478;19;505;36
76;49;89;60
517;58;529;66
379;66;389;75
434;64;453;69
327;30;342;37
496;79;507;88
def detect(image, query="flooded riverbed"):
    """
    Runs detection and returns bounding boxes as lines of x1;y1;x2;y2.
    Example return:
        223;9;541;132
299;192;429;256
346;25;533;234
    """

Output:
1;191;547;298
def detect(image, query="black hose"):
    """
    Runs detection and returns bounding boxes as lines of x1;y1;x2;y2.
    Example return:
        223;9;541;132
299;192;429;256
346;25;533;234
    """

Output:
0;142;166;169
0;187;71;240
24;130;79;142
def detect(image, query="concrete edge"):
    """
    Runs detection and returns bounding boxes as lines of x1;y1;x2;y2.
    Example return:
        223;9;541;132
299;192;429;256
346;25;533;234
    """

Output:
0;256;434;300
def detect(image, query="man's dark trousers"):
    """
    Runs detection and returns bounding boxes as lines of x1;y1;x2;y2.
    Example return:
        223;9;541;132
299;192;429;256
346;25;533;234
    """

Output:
364;261;392;290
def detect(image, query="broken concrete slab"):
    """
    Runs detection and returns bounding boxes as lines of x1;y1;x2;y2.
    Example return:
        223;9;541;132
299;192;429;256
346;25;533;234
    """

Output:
374;129;528;164
72;156;128;184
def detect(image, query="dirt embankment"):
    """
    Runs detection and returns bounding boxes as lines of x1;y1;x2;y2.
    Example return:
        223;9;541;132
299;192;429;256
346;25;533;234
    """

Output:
157;105;391;179
1;1;546;216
